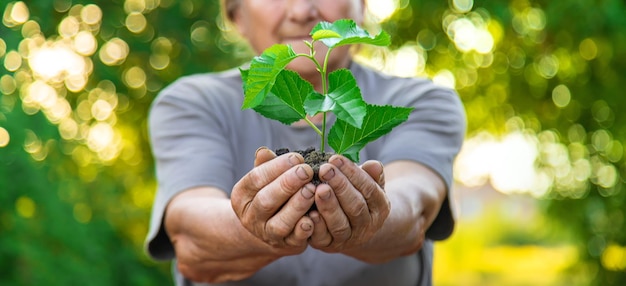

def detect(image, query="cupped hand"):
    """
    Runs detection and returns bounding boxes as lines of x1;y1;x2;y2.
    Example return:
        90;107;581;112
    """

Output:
308;155;390;253
231;147;317;252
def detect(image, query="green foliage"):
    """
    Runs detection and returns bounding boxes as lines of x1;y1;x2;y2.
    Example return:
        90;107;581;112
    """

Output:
240;19;411;161
310;19;391;48
328;104;411;162
1;0;242;284
306;69;367;128
305;69;367;128
1;0;625;285
242;44;298;109
381;0;626;284
242;69;315;125
0;104;171;284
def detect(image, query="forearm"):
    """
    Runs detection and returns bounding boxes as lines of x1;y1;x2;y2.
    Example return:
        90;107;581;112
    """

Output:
344;161;446;263
165;187;279;282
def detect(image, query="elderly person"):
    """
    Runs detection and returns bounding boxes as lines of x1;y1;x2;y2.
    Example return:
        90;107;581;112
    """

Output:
144;0;466;285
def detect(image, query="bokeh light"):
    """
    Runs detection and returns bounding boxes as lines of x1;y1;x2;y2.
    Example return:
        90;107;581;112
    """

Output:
58;16;80;37
3;50;22;71
0;74;16;94
602;243;626;271
444;12;494;54
29;45;87;82
2;0;625;285
16;196;36;218
0;127;10;147
432;69;456;89
454;130;551;197
126;12;147;33
73;31;98;56
99;38;130;66
80;4;102;25
0;38;6;57
123;66;147;89
2;1;29;27
552;84;571;108
366;0;397;22
452;0;474;13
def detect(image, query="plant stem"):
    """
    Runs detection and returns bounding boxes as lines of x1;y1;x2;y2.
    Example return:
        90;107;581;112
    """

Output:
319;47;334;152
303;117;323;136
301;43;335;152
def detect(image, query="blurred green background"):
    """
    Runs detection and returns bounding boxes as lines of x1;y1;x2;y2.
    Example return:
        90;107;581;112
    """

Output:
1;0;625;285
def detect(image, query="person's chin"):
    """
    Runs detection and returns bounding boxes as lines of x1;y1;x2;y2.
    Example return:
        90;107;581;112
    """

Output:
283;40;309;51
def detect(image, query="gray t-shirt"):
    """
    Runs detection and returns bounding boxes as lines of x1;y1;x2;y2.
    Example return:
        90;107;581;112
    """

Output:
145;62;466;286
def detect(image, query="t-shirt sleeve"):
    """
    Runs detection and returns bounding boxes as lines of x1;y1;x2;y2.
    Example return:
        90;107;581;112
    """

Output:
143;76;238;260
377;81;466;240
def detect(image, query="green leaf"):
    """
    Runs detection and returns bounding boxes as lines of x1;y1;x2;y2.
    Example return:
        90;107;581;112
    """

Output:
310;19;391;48
302;70;366;129
240;68;250;90
303;92;332;115
325;69;367;128
251;70;312;125
311;29;341;40
328;104;413;162
242;44;297;109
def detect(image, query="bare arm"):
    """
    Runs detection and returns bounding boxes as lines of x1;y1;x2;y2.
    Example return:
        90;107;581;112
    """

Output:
165;187;276;282
308;156;446;263
353;160;446;262
165;148;317;283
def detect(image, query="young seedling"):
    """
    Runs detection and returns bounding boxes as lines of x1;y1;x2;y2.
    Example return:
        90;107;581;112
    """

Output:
240;19;412;164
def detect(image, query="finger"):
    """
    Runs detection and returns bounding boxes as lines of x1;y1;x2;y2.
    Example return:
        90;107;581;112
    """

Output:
232;152;305;218
284;216;314;248
361;160;385;188
318;160;369;227
308;210;333;249
246;152;305;193
254;146;277;167
314;184;352;245
248;164;313;223
265;183;316;244
327;155;387;219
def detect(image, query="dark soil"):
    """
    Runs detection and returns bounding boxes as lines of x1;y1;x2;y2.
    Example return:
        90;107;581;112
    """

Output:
276;147;331;212
275;146;332;186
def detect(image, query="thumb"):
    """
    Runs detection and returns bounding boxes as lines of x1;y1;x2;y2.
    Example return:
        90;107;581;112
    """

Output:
254;146;276;167
361;160;385;188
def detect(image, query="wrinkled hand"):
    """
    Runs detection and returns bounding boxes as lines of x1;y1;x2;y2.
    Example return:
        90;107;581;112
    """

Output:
308;155;390;253
165;188;278;283
231;147;316;254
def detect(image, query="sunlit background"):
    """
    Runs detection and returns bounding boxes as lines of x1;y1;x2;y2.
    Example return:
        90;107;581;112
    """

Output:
1;0;625;285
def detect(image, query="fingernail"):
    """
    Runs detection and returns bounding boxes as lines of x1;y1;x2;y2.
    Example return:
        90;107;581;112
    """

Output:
288;154;301;166
321;168;335;181
310;212;320;223
255;146;268;157
320;189;332;200
296;166;310;180
330;156;344;168
301;222;312;231
301;184;315;199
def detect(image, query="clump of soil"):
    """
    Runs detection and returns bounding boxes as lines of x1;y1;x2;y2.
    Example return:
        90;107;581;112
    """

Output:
275;146;332;186
276;147;332;212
